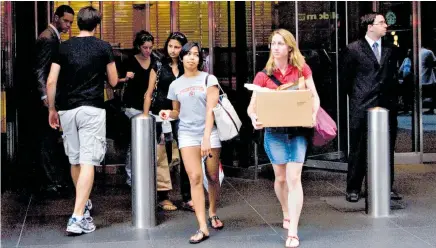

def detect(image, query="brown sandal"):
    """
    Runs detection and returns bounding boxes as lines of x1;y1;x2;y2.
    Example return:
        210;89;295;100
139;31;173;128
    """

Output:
158;200;177;211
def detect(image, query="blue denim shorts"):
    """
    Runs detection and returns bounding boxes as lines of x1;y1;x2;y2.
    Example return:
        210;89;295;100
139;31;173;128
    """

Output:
263;127;308;164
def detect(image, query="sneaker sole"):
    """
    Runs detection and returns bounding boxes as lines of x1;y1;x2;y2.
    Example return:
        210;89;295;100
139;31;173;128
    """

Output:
66;225;96;234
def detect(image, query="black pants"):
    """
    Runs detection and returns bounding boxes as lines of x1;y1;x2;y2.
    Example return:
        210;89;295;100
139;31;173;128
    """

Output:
423;84;436;111
347;111;398;193
400;75;414;112
156;121;191;202
35;104;70;189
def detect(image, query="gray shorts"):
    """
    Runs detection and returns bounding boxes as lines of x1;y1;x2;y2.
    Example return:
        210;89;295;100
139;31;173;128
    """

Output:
59;106;106;166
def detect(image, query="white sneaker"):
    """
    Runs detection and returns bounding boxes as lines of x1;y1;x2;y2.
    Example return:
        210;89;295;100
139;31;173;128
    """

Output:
66;217;96;234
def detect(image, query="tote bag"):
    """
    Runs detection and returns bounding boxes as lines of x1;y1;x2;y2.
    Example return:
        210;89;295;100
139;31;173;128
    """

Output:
205;75;242;141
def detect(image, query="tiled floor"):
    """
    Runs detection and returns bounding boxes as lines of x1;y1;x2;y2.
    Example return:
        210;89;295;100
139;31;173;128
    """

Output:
2;164;436;248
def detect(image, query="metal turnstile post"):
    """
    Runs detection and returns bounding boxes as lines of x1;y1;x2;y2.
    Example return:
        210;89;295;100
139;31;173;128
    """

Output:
131;115;157;228
366;107;390;217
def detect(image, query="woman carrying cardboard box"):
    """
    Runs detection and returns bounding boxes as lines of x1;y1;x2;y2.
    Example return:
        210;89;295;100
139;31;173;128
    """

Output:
247;29;320;248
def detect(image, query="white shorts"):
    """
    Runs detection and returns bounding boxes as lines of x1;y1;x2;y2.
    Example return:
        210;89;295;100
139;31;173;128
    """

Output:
178;129;221;149
59;106;106;166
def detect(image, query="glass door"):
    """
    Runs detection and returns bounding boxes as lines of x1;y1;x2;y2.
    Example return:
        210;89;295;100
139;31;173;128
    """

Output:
420;1;436;161
296;1;348;170
378;2;420;165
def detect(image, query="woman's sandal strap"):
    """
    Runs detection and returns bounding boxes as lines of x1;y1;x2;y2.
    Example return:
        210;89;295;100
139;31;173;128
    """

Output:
189;230;209;244
208;216;224;229
210;216;220;221
285;236;300;248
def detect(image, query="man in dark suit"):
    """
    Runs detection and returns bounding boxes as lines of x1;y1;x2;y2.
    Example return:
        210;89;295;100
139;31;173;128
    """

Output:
33;5;74;196
342;12;402;202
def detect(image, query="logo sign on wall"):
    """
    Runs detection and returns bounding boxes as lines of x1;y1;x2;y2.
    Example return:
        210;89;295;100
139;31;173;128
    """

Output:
386;11;396;26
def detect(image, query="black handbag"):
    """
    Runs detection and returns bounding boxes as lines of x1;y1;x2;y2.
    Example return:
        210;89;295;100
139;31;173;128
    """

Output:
150;61;164;115
104;97;130;146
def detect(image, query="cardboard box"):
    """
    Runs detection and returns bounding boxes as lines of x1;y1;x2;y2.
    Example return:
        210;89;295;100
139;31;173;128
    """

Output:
255;90;313;127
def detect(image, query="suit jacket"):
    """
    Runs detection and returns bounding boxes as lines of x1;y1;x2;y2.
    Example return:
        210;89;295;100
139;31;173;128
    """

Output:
341;38;399;129
33;26;61;99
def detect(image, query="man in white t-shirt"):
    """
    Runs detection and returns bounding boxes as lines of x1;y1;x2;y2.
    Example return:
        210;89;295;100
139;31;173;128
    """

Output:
420;45;436;114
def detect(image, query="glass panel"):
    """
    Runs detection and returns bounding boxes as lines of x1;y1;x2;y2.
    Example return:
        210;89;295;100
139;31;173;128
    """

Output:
214;2;236;89
297;1;342;160
213;2;238;167
112;2;133;48
1;1;8;134
100;2;115;43
100;1;133;48
177;1;209;48
249;1;275;76
421;1;436;153
379;2;414;153
214;2;235;48
149;1;171;49
248;2;296;166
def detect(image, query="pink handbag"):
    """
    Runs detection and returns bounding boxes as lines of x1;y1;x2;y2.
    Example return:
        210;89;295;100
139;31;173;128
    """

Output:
313;107;337;146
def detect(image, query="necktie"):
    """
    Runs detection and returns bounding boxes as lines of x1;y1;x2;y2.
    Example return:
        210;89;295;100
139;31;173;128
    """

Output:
372;42;380;63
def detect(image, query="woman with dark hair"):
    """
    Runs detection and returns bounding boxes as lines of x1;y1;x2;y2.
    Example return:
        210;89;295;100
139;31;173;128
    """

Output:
160;42;224;244
143;32;192;211
121;30;155;187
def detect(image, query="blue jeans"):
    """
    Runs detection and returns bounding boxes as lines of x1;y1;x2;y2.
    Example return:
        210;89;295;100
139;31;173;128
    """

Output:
264;127;308;164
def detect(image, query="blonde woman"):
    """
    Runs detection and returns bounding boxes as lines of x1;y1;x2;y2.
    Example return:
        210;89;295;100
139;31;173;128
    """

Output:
247;29;320;248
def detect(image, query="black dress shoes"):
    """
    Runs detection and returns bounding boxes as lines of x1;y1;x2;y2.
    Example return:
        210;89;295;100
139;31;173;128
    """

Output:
390;191;403;200
346;191;360;202
357;191;402;201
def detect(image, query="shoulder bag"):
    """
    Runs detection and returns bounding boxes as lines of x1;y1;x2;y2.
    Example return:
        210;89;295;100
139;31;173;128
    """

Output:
150;61;163;114
205;74;242;141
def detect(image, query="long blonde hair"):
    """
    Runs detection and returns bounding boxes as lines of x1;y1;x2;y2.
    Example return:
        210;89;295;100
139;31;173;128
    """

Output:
265;29;305;75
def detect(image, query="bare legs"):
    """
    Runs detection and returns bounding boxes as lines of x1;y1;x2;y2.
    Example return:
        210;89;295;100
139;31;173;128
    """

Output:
180;147;222;241
71;164;94;216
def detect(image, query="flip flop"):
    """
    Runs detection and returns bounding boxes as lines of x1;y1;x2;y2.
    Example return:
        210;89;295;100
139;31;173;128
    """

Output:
189;230;209;244
180;201;195;212
285;235;299;248
158;200;178;211
208;216;224;230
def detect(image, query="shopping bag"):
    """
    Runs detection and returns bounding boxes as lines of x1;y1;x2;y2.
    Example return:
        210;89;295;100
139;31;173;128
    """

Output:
201;157;224;192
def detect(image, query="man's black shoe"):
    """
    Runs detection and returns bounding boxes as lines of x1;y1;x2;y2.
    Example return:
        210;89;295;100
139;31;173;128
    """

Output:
390;191;403;200
424;110;434;115
346;192;360;202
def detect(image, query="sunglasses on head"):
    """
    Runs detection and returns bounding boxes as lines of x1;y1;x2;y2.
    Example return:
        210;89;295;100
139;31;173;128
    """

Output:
171;32;185;39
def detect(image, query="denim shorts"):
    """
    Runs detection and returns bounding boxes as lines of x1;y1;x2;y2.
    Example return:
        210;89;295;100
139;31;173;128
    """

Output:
178;128;221;149
263;127;308;164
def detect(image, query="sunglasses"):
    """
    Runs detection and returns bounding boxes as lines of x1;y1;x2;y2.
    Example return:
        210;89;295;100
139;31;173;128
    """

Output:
171;32;186;39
